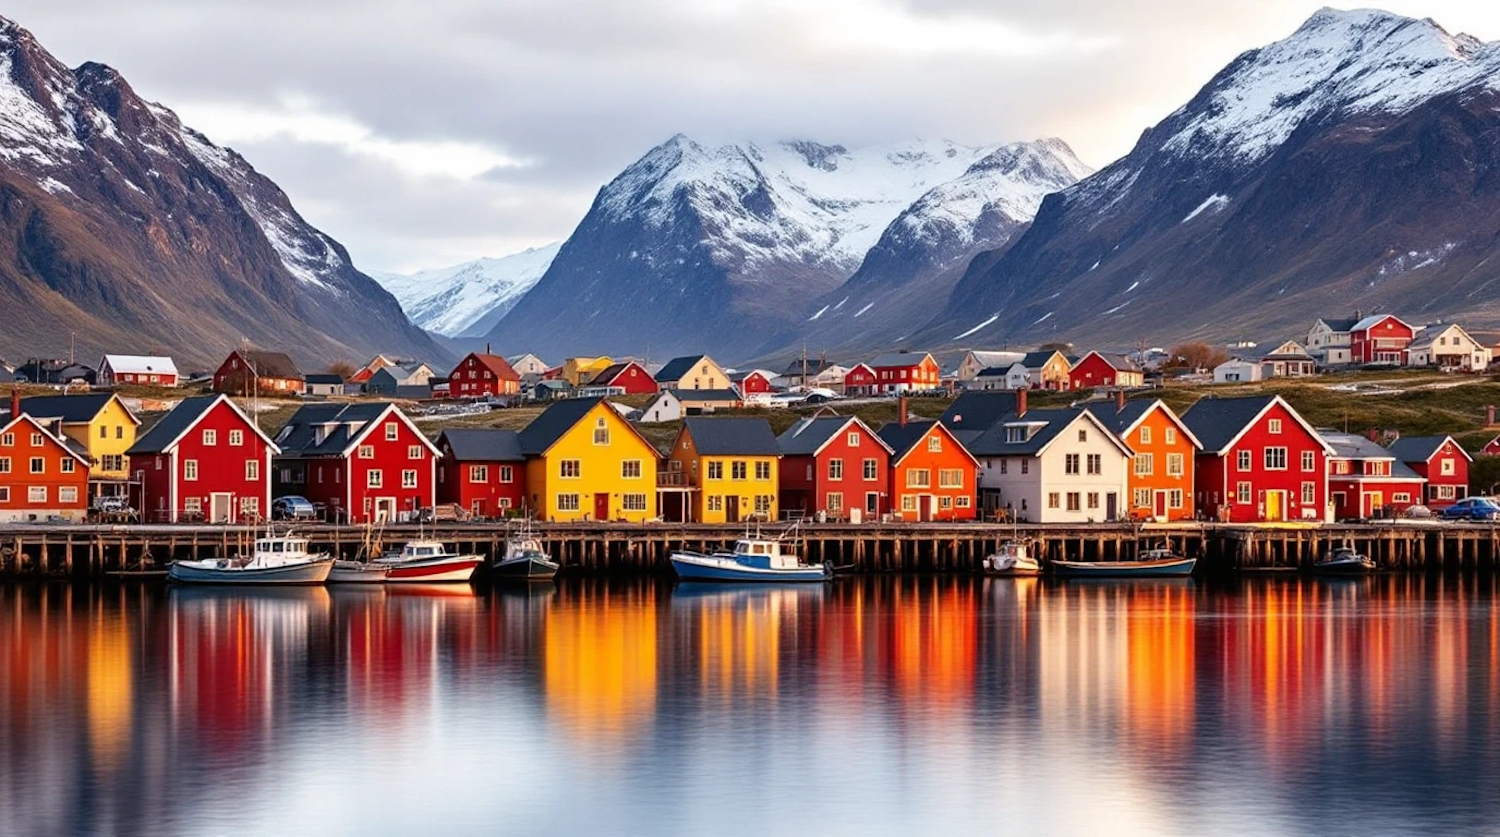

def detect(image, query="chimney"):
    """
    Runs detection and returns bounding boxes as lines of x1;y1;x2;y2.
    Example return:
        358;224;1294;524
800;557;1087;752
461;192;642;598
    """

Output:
486;342;492;355
1489;405;1496;427
9;386;19;421
898;395;908;427
1016;386;1028;418
1115;388;1126;412
1366;427;1379;442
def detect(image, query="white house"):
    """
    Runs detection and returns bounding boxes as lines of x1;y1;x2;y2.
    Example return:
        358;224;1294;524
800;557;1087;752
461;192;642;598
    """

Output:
1408;324;1491;371
1213;359;1263;384
506;353;550;377
966;404;1132;523
1306;317;1358;366
956;350;1026;382
639;390;683;423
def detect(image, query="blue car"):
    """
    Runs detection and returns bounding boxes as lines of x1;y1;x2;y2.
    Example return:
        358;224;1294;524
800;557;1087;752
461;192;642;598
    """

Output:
1440;497;1500;521
272;495;319;521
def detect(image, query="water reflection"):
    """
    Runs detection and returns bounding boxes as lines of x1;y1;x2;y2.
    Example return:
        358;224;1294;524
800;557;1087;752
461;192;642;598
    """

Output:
1;576;1498;836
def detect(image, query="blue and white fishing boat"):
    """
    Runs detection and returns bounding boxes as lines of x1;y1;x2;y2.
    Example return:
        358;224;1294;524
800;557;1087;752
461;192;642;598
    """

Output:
168;533;334;585
670;530;830;582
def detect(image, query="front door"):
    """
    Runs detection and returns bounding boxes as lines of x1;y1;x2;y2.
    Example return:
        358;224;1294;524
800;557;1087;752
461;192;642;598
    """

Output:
1153;491;1168;518
866;493;880;515
210;493;232;524
373;497;397;523
594;492;610;521
920;495;934;522
726;495;740;523
1107;493;1118;522
1265;491;1283;522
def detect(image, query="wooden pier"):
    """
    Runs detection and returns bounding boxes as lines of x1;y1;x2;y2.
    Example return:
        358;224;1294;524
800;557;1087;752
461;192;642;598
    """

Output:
1;521;1498;578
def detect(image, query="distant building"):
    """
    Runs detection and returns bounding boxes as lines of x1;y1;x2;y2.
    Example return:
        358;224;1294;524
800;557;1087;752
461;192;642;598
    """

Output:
304;374;347;397
1307;317;1359;366
213;350;305;395
1259;341;1316;378
1408;324;1491;371
656;355;730;391
1213;359;1263;384
98;354;179;387
366;362;436;397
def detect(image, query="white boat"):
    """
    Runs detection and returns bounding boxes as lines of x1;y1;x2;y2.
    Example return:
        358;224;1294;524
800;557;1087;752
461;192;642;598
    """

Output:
373;540;483;583
492;526;559;581
983;540;1041;576
670;534;830;582
168;534;334;585
1313;545;1377;574
327;559;391;584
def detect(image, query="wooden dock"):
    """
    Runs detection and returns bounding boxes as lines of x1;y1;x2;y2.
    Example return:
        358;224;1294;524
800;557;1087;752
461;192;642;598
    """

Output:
1;520;1497;578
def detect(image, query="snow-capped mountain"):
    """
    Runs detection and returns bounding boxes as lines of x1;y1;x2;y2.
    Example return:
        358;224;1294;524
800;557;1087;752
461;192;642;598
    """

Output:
0;15;444;367
373;243;560;338
924;8;1500;346
488;136;1009;361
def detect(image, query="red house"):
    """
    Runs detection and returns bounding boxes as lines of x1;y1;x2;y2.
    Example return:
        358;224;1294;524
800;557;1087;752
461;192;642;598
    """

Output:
843;364;878;397
1323;431;1426;520
272;402;439;523
449;352;521;399
776;415;892;519
1181;394;1333;523
870;352;941;393
1067;351;1144;390
876;418;979;521
0;402;90;523
1350;314;1416;365
732;369;776;396
436;428;526;518
212;350;305;395
583;361;658;395
127;394;278;523
1388;435;1470;509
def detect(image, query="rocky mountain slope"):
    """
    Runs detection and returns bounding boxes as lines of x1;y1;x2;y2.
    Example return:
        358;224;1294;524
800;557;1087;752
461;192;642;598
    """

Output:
921;8;1500;348
372;243;560;338
0;16;445;369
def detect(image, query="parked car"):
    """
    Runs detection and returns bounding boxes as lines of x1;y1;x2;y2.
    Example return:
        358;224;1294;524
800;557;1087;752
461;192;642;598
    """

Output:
1439;497;1500;521
804;388;841;404
272;495;318;521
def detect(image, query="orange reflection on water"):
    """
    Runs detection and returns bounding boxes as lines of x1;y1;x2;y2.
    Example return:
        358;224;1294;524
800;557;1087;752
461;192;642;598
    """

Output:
543;584;658;749
1122;583;1195;747
86;604;134;770
680;587;813;700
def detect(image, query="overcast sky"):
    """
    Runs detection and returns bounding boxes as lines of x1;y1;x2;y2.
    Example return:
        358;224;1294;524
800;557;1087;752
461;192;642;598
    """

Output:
10;1;1499;273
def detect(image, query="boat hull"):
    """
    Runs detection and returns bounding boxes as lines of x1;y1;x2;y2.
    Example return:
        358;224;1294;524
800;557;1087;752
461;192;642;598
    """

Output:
1312;558;1377;575
380;556;483;583
328;561;392;584
1051;557;1197;578
168;558;334;585
983;557;1042;577
670;553;829;583
492;555;560;580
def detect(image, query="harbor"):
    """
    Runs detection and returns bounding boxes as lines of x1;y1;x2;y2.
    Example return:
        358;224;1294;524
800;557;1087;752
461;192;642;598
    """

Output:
3;520;1499;578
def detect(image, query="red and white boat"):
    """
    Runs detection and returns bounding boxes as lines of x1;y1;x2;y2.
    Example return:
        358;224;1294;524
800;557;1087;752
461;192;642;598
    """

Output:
373;540;484;583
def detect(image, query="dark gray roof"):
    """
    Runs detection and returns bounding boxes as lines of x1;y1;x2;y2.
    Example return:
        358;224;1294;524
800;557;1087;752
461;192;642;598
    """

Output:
869;351;930;368
305;373;344;385
669;388;740;402
779;416;854;456
1180;395;1278;454
966;408;1083;457
127;395;224;455
439;428;524;461
684;417;780;456
1094;352;1142;372
1083;399;1156;435
876;420;941;459
519;397;606;455
236;350;302;380
780;357;839;377
940;391;1019;433
1322;431;1394;460
1;393;122;424
274;402;394;457
1387;435;1467;464
1319;317;1360;333
655;355;708;383
1021;351;1060;368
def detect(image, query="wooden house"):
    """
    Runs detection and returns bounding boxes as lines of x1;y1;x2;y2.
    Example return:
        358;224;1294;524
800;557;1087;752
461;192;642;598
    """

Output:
956;350;1025;382
1067;351;1144;390
1306;317;1358;366
665;417;780;523
1258;341;1317;378
0;397;90;522
436;428;526;518
213;350;305;395
1408;324;1491;371
581;360;658;396
348;355;398;388
1087;392;1201;521
655;355;730;390
366;362;436;397
842;363;878;397
1350;314;1416;365
777;415;892;520
1323;431;1426;520
1005;351;1071;390
506;353;550;377
449;352;521;399
127;394;277;523
304;374;346;397
1181;394;1332;523
1;392;140;500
1387;435;1470;510
876;408;979;522
272;402;438;523
558;357;615;387
518;397;659;522
869;352;941;393
638;389;741;423
98;354;179;387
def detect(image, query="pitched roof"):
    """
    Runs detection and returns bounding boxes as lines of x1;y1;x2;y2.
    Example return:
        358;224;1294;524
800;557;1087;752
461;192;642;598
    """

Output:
1180;396;1278;453
777;416;889;456
1020;350;1061;369
966;408;1082;457
1387;435;1471;464
876;420;940;459
1;393;133;425
669;388;740;402
780;356;839;377
590;361;652;386
1322;432;1423;478
940;391;1019;433
234;350;302;380
1352;313;1410;332
0;414;91;465
468;353;520;381
1085;399;1204;450
102;354;179;376
655;355;709;383
439;428;524;462
1318;317;1360;333
274;402;397;456
728;368;774;383
519;397;607;456
967;350;1025;368
128;395;240;455
869;351;932;369
304;373;345;385
683;417;781;456
1093;352;1141;372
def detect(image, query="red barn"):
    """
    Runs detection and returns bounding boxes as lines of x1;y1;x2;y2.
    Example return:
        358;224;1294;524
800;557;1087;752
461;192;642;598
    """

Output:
876;418;979;521
98;355;179;388
731;369;776;396
0;408;90;523
436;428;526;518
1388;435;1470;510
870;352;941;393
1181;394;1333;523
1349;314;1416;365
1323;431;1426;520
583;361;658;395
776;415;892;520
448;352;521;399
127;394;278;523
272;402;438;523
212;350;305;395
1067;351;1144;390
843;364;878;397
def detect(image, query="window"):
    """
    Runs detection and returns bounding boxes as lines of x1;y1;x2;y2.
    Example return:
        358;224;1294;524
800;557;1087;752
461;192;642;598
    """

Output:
622;494;647;511
1087;492;1099;509
30;433;42;447
230;430;244;446
1020;460;1029;475
56;485;80;505
0;458;7;473
827;493;844;512
1006;427;1025;443
359;445;375;459
940;496;952;509
500;465;514;483
1164;427;1176;445
0;433;11;446
1077;429;1087;443
28;486;46;503
246;460;259;480
202;429;217;446
1441;459;1456;476
828;459;844;481
560;460;581;479
1301;482;1316;504
928;435;941;452
731;461;747;480
755;495;772;514
557;494;580;512
907;469;931;488
402;470;418;488
1301;451;1316;472
1237;482;1252;504
183;496;202;514
1134;454;1153;476
61;458;74;474
99;425;107;439
1139;426;1152;445
901;495;916;512
1237;450;1252;471
409;445;423;460
708;461;724;480
1437;485;1457;500
707;495;723;511
1393;492;1411;503
848;432;860;447
593;418;609;446
1087;454;1101;475
470;465;489;483
1268;419;1282;435
939;469;964;488
1133;488;1151;508
862;458;878;480
1169;489;1184;508
385;423;399;441
956;496;971;508
620;460;642;479
367;470;383;488
1264;447;1288;470
1167;453;1184;477
1066;492;1081;512
183;460;197;481
1048;492;1060;509
998;459;1008;475
755;461;770;481
1065;454;1080;475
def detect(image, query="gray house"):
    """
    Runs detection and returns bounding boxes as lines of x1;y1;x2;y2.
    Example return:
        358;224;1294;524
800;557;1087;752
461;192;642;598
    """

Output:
367;362;436;397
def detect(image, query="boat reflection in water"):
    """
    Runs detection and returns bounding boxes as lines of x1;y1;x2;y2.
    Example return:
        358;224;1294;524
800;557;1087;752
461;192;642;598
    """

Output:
2;574;1500;836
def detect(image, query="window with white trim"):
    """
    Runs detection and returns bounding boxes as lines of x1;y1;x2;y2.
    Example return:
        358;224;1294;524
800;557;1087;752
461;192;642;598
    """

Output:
557;493;580;512
29;457;44;474
1087;454;1101;475
500;465;514;483
1301;450;1316;472
927;435;941;452
731;461;747;480
1237;482;1252;504
1047;492;1059;509
470;465;489;483
367;470;383;488
622;460;642;479
202;429;217;446
385;423;399;441
907;469;931;488
229;430;244;446
183;496;201;514
1441;459;1456;476
1164;427;1176;445
901;495;916;512
61;459;74;474
863;458;878;480
938;469;963;488
956;496;971;508
1134;454;1153;476
1167;453;1184;477
622;494;647;511
0;457;8;473
1066;454;1080;475
1301;482;1316;504
28;486;46;503
708;461;723;480
1264;447;1288;470
183;460;198;481
755;461;771;481
1237;450;1252;471
827;492;844;512
402;470;418;488
359;445;375;459
1268;419;1283;434
59;486;78;504
1134;488;1151;507
560;460;581;479
1139;426;1152;445
245;460;259;481
409;445;423;460
1169;489;1183;508
828;459;843;480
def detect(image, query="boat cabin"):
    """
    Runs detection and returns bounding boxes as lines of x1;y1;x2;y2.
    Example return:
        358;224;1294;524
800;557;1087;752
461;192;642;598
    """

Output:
402;541;448;559
257;537;310;555
732;538;802;569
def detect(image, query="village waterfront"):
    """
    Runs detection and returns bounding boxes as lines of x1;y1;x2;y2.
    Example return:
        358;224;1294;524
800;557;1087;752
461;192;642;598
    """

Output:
3;574;1498;837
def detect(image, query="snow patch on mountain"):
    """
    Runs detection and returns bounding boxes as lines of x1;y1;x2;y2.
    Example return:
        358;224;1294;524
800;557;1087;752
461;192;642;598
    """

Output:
375;243;561;337
1182;194;1230;223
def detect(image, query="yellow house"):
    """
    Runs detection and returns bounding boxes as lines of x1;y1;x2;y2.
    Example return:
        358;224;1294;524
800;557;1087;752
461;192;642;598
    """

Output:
655;355;730;390
666;417;780;523
10;393;139;497
559;357;615;387
520;397;659;522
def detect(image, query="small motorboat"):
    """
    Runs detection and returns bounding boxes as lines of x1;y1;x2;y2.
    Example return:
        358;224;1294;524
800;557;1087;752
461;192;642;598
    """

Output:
983;540;1041;576
1052;546;1196;578
373;540;483;583
492;527;559;581
670;534;830;582
168;534;334;585
327;559;392;584
1313;545;1377;574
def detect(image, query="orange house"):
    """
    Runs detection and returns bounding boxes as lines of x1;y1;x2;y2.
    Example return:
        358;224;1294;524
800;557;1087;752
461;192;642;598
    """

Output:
875;418;979;521
0;409;91;523
1089;393;1201;521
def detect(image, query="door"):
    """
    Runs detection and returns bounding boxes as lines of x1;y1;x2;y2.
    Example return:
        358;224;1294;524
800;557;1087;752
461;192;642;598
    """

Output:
1153;491;1168;519
1265;491;1283;521
210;493;232;524
726;495;740;523
594;493;610;521
920;495;934;522
373;497;397;523
1107;493;1118;522
866;493;880;515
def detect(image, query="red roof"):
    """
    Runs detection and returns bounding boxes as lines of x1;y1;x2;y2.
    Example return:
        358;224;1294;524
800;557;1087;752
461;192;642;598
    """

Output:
467;353;520;381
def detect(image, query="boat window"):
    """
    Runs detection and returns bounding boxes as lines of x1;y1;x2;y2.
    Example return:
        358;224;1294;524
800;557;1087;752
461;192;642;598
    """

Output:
271;542;283;553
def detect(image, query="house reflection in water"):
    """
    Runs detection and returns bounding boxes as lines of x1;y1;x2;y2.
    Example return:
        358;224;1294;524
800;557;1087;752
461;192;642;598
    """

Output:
543;583;659;751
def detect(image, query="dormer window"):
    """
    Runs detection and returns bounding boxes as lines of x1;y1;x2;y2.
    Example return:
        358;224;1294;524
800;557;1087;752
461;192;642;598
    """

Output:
1006;426;1025;443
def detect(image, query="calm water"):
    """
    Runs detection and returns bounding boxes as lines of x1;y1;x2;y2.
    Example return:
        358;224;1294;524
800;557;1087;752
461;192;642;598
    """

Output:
3;576;1499;837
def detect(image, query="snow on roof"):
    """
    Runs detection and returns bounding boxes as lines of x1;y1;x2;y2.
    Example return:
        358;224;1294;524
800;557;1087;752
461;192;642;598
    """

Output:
103;354;178;376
